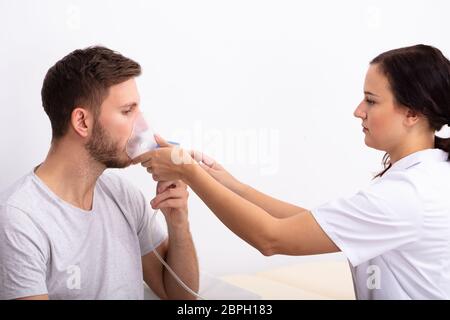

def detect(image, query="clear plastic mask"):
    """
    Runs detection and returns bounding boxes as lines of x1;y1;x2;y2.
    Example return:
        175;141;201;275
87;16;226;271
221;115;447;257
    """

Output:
126;112;158;159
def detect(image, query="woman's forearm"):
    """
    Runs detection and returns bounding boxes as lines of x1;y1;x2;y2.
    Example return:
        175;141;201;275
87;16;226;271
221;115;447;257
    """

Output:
183;163;279;255
232;183;307;219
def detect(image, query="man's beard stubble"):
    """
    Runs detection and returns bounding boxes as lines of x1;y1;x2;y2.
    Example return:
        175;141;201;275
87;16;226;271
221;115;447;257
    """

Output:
85;119;131;169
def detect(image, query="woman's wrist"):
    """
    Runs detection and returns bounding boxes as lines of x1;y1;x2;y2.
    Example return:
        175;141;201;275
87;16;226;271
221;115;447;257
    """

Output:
233;181;250;197
181;160;201;185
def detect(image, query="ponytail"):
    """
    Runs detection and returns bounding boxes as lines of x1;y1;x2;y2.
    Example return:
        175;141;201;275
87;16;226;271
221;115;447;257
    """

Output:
435;135;450;160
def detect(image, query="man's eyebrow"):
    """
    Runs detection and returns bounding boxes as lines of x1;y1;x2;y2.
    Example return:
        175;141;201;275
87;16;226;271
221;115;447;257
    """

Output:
364;91;380;97
118;102;138;109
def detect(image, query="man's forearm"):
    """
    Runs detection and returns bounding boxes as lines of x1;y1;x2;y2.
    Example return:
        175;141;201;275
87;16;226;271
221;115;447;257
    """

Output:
164;222;199;299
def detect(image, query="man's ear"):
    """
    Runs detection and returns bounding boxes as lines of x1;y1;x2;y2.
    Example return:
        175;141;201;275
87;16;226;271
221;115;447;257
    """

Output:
71;107;94;138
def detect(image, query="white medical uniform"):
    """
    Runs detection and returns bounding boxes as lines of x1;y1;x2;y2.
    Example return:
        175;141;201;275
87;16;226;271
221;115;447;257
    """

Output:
311;148;450;299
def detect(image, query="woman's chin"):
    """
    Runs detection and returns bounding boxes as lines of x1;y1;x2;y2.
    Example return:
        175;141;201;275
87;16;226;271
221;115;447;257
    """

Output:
364;136;374;148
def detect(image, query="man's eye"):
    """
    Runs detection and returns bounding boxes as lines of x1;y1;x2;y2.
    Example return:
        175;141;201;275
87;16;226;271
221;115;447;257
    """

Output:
122;109;132;115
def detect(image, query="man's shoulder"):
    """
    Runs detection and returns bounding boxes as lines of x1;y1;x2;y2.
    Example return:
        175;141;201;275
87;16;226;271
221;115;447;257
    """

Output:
0;171;36;211
0;171;44;229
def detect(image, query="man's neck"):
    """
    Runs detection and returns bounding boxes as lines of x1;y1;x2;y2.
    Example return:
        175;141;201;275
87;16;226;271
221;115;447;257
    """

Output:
35;140;106;211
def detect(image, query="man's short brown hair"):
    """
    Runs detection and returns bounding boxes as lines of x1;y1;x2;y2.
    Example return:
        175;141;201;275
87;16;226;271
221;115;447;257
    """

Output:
41;46;141;139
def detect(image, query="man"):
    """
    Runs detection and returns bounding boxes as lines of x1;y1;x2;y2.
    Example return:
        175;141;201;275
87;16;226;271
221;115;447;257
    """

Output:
0;46;199;299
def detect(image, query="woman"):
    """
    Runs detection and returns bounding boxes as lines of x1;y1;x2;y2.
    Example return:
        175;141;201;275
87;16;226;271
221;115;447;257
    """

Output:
133;44;450;299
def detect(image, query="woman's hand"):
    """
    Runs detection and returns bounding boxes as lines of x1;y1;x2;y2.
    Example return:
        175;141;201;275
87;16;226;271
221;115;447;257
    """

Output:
132;134;196;182
131;134;242;193
190;150;244;194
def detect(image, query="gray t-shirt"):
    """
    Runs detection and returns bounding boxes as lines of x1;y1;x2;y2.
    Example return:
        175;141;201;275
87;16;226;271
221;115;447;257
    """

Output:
0;168;167;300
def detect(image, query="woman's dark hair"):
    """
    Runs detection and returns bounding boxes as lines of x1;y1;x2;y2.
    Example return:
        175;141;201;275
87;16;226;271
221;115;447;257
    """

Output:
370;44;450;178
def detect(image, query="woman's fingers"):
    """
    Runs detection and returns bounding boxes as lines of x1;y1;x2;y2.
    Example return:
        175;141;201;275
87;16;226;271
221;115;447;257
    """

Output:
132;150;154;165
137;147;188;182
189;150;203;162
201;153;216;167
154;134;170;148
141;158;152;167
188;150;216;167
198;162;211;172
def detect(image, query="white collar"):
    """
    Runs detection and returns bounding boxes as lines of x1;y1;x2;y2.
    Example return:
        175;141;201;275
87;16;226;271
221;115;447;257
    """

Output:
389;148;449;172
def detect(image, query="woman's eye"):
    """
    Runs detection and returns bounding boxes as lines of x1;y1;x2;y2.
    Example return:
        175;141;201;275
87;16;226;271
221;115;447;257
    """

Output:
122;109;132;115
365;98;376;105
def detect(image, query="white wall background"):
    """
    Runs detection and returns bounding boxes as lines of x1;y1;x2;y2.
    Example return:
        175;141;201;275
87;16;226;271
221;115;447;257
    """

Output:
1;0;449;276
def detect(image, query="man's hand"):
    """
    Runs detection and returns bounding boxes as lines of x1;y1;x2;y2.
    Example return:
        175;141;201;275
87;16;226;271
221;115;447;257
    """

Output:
150;180;189;226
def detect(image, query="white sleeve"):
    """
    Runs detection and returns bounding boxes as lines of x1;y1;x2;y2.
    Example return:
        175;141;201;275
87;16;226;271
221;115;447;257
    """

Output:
0;205;49;299
310;171;423;267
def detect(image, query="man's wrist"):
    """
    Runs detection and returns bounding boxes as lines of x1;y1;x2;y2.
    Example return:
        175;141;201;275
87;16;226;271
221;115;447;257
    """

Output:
166;220;193;242
165;212;190;227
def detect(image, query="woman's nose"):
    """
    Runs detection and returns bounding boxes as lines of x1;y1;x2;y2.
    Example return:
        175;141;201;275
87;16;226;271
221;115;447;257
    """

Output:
353;102;366;119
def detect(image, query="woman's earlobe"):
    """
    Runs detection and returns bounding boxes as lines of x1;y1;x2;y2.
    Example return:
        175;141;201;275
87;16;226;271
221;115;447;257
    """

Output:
404;109;420;126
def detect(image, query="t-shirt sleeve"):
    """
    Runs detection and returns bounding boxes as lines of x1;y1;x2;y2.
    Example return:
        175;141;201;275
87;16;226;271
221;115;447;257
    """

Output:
0;205;49;299
310;171;423;267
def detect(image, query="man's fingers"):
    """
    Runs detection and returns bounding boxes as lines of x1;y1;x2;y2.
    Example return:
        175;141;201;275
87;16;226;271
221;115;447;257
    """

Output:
151;188;188;208
154;199;185;210
151;191;172;208
157;180;177;193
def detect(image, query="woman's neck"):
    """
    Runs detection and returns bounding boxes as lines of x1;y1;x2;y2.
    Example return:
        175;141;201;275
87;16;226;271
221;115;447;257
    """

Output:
388;132;435;164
